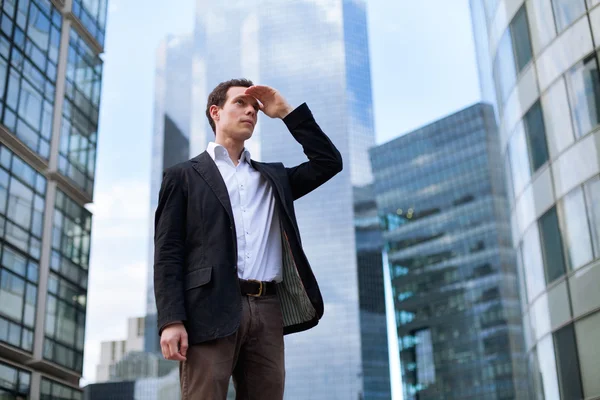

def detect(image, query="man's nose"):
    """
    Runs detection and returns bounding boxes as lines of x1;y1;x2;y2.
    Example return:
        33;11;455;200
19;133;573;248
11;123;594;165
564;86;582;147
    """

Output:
245;106;256;117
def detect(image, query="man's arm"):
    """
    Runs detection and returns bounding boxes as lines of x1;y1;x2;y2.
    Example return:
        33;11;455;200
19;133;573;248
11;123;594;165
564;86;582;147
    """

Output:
154;168;188;334
282;103;343;200
244;85;343;200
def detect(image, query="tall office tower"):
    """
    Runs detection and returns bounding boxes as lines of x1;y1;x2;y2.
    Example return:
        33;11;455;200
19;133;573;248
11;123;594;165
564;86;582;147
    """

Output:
353;184;392;399
370;104;530;400
0;0;106;397
188;0;387;398
145;34;193;354
470;1;600;398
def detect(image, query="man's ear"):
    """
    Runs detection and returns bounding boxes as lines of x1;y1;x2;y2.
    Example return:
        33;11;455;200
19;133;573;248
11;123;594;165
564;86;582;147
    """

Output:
210;105;220;122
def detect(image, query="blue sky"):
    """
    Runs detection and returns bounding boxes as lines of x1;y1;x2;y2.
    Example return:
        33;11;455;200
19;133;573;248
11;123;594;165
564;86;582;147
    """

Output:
82;0;481;387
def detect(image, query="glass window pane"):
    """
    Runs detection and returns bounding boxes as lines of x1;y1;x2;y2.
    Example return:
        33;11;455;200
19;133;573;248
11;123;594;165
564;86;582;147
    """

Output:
509;123;531;196
539;207;567;283
552;0;587;32
511;6;533;71
575;311;600;397
559;187;593;270
566;54;600;138
553;324;583;399
523;101;549;171
541;78;574;158
584;177;600;258
494;29;517;106
522;225;545;300
529;0;557;54
537;335;561;400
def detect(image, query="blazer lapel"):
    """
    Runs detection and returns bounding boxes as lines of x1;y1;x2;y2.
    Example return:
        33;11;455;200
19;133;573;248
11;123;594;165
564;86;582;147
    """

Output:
191;151;235;224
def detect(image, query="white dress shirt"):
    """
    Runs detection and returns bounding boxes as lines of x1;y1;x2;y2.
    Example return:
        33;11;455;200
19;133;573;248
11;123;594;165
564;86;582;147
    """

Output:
207;142;283;282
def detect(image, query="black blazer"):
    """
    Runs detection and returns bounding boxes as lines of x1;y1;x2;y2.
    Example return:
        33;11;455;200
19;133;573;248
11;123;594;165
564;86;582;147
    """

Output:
153;103;343;344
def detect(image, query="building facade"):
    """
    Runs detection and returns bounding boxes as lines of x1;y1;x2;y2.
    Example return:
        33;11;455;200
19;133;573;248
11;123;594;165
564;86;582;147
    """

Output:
96;316;145;382
470;1;600;399
0;0;106;397
144;0;388;398
370;104;530;400
353;184;392;399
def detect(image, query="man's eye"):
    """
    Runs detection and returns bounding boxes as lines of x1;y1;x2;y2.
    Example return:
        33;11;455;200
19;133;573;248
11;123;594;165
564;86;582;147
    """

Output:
237;99;244;104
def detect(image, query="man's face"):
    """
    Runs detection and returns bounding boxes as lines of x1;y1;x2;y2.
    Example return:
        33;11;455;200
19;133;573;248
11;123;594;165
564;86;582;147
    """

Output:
212;86;260;141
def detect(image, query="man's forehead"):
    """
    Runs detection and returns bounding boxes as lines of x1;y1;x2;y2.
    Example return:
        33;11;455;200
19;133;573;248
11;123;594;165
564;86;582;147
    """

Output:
227;87;258;103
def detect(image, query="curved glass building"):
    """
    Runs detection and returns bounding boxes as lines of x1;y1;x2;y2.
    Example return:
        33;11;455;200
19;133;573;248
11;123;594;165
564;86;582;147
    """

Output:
471;1;600;399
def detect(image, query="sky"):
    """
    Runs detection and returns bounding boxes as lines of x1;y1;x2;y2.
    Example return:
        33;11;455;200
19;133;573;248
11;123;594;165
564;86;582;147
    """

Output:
81;0;481;388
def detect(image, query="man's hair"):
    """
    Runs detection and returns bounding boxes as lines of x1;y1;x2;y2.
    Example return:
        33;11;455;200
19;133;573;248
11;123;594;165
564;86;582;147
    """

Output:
205;78;254;133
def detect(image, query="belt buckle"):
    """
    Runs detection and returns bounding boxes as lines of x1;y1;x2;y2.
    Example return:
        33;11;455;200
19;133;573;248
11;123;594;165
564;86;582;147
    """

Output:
247;279;264;297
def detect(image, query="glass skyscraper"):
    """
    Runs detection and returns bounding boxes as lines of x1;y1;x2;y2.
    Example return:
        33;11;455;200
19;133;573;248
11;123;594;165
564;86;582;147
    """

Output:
470;1;600;399
0;0;106;397
145;0;388;398
145;33;193;354
370;103;530;400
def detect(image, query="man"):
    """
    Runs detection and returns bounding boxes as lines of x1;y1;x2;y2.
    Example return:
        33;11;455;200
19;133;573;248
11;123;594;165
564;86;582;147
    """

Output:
153;78;342;399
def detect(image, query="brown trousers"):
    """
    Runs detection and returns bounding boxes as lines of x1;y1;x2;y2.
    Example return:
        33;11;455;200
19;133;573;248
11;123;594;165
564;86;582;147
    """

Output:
179;294;285;400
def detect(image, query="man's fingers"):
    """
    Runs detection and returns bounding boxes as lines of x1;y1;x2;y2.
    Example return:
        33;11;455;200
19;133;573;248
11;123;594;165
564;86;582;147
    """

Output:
180;333;189;357
168;338;186;361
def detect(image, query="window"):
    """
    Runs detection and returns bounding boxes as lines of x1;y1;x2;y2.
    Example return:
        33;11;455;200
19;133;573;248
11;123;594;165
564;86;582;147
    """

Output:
0;361;30;398
553;324;584;399
539;207;567;284
492;5;533;109
71;0;108;47
508;123;531;197
536;336;561;399
512;6;533;71
551;0;587;32
541;78;574;158
43;190;90;373
566;53;600;138
58;28;102;196
522;225;545;302
575;311;600;397
523;101;549;172
584;177;600;258
559;187;593;270
0;144;44;353
0;0;62;159
41;377;82;400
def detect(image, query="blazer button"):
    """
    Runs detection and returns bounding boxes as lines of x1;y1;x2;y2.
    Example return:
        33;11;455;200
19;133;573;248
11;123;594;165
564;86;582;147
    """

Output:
230;225;233;230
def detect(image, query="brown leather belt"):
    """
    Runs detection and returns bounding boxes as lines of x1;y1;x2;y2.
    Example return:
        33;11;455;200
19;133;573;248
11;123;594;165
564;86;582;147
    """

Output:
239;279;277;297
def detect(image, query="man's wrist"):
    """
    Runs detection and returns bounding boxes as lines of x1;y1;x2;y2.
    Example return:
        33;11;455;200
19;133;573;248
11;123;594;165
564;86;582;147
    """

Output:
279;105;294;119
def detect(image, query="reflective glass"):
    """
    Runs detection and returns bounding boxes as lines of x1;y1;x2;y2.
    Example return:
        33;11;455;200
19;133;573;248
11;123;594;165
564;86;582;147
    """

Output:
523;101;549;172
0;144;44;352
575;311;600;397
584;176;600;258
539;207;567;283
40;377;81;400
559;187;593;270
0;0;61;159
522;224;545;300
553;324;584;399
58;28;102;196
566;54;600;138
0;360;30;397
71;0;108;47
551;0;587;32
44;190;90;372
536;336;560;400
508;123;531;197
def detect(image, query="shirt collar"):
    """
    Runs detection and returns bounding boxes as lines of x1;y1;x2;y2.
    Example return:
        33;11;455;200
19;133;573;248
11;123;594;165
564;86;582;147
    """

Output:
207;142;251;164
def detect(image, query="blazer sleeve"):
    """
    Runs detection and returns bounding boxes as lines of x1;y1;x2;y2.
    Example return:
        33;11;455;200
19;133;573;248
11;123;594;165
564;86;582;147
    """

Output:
153;167;188;335
283;103;343;200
